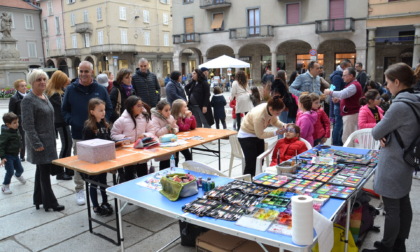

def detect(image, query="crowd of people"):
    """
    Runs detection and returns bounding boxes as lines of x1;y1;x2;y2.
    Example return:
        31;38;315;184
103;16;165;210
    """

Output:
1;57;420;251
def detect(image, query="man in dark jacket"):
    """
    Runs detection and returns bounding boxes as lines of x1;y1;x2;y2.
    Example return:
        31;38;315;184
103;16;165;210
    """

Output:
61;60;113;206
329;60;351;146
132;58;160;107
355;62;368;90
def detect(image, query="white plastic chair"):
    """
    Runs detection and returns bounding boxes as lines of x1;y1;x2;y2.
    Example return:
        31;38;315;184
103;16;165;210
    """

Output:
255;138;312;175
183;161;251;181
343;128;380;150
228;135;245;177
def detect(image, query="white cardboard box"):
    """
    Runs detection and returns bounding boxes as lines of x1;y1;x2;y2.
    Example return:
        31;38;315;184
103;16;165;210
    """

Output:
76;138;116;164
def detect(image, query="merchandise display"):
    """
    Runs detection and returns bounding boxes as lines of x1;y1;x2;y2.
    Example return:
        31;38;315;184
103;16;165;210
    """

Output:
252;173;292;187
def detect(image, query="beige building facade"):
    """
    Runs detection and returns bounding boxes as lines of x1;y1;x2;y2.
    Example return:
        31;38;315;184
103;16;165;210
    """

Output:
57;0;173;79
172;0;368;83
367;0;420;83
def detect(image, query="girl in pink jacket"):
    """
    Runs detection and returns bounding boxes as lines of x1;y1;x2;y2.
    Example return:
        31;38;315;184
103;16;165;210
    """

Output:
358;89;384;129
296;95;318;146
111;96;154;181
170;99;197;165
150;100;179;169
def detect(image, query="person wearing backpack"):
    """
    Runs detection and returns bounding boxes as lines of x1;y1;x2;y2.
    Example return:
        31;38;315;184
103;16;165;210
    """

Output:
110;68;135;123
363;63;420;252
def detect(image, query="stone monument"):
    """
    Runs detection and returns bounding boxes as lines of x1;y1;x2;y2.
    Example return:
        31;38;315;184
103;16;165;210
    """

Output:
0;12;28;89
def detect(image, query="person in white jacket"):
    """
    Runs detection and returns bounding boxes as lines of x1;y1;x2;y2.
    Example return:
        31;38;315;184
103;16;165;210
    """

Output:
230;70;254;130
111;96;155;181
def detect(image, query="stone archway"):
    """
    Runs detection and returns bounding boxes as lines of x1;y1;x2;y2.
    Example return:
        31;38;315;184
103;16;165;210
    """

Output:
276;40;312;75
73;57;81;78
318;39;356;76
206;45;234;59
179;47;202;76
46;59;55;68
58;59;69;76
238;43;271;82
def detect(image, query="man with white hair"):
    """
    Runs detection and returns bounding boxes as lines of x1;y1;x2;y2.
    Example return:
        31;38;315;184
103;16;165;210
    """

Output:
62;61;113;206
132;58;160;107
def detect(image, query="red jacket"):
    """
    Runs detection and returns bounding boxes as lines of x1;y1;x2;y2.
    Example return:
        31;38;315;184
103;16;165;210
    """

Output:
177;115;197;131
270;137;308;166
358;105;384;129
229;98;243;119
296;108;330;141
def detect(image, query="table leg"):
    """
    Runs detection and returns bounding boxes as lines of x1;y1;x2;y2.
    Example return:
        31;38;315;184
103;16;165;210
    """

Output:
218;139;221;171
113;173;121;246
344;197;352;252
117;199;125;252
85;179;93;233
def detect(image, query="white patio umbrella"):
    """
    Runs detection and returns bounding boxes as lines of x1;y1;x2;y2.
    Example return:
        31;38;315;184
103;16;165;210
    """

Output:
198;55;250;69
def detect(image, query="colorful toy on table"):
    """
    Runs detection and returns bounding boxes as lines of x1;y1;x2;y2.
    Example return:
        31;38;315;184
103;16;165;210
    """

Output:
315;184;356;199
159;133;178;143
253;173;292;187
282;178;324;193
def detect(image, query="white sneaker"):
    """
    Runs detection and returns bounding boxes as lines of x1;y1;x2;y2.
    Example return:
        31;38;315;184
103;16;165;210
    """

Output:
413;172;420;180
2;184;12;194
76;190;86;205
15;175;26;184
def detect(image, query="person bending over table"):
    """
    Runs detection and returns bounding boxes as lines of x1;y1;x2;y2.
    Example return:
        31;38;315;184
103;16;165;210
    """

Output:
238;96;286;176
364;62;420;252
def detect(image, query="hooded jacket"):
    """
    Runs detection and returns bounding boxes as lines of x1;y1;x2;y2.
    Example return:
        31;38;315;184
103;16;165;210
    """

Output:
358;105;384;129
110;110;154;142
211;94;227;119
150;108;179;136
296;110;318;146
270;137;308;166
0;125;21;158
372;90;420;198
297;108;330;141
131;69;160;108
62;79;113;139
329;70;346;91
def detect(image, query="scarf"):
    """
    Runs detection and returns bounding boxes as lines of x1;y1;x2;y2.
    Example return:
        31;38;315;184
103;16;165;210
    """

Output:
121;84;133;97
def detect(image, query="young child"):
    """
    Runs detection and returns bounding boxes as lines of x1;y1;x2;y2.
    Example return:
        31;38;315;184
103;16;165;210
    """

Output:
309;93;330;146
82;98;113;216
270;124;308;166
150;100;179;169
211;87;227;129
250;86;261;107
111;96;154;181
171;99;196;165
296;94;318;146
358;89;384;129
0;112;26;194
229;98;243;131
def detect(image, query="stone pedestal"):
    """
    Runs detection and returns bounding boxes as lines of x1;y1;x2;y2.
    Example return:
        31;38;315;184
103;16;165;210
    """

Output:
0;39;28;88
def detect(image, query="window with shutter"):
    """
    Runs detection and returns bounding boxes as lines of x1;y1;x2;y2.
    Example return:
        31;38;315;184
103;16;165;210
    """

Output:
286;3;300;24
163;13;169;25
70;13;75;26
184;17;194;33
248;9;260;35
120;7;127;20
97;30;104;45
27;42;37;58
163;32;169;46
83;10;88;22
210;13;224;30
47;1;53;16
329;0;345;30
143;10;150;23
25;15;34;30
55;17;60;34
85;34;90;47
72;34;78;48
97;7;102;21
144;31;150;45
121;29;128;44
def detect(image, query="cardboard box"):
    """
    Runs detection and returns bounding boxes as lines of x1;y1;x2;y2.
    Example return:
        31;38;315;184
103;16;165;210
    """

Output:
196;230;247;252
233;241;280;252
76;138;116;164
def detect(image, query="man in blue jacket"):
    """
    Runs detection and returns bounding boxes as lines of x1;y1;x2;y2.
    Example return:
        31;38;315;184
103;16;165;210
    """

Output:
289;61;323;96
62;61;113;206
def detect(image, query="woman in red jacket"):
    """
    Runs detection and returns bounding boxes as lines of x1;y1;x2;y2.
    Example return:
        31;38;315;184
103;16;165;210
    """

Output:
358;89;384;129
270;124;308;166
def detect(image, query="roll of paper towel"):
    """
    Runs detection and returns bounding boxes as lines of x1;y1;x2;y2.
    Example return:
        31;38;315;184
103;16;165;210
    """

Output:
291;195;314;245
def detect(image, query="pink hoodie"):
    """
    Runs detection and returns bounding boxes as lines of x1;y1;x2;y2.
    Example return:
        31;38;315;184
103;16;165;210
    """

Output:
358;105;384;129
296;110;318;146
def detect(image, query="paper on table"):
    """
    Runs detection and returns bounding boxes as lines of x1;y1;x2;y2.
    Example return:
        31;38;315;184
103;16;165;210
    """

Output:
313;209;333;252
159;140;188;147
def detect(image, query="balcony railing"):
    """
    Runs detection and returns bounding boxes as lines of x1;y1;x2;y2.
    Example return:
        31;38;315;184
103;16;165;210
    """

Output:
173;33;201;44
315;18;355;34
90;44;136;54
75;22;93;33
229;25;273;39
200;0;231;9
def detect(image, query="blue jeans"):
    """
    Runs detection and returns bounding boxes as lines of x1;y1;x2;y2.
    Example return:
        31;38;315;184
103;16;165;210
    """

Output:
3;154;24;185
332;103;343;146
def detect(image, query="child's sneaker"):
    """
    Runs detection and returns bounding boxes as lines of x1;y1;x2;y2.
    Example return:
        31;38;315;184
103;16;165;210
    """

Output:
1;184;12;194
15;175;26;185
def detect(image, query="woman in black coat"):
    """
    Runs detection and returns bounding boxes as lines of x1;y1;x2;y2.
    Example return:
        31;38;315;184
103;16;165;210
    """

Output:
109;68;135;123
8;79;27;161
165;71;187;106
184;69;212;128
